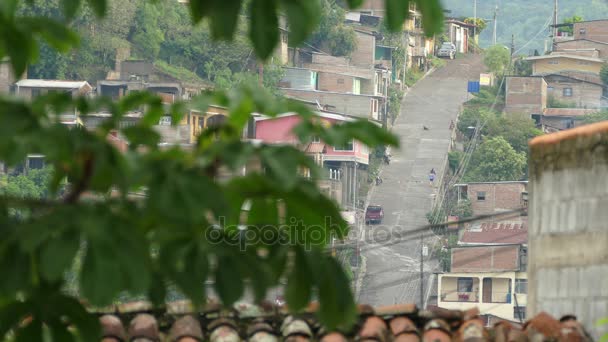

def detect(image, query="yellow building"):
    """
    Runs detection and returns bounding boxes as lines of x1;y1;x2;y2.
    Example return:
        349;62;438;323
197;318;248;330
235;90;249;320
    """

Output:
188;105;229;143
525;54;603;75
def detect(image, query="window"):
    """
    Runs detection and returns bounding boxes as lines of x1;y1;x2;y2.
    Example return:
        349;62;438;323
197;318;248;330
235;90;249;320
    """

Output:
31;88;41;98
158;115;172;126
514;307;526;320
579;28;586;35
578;61;590;65
337;78;344;84
457;278;473;292
312;136;321;143
477;191;486;201
515;279;527;294
563;87;573;97
27;156;45;170
548;60;559;65
547;86;554;92
334;140;354;151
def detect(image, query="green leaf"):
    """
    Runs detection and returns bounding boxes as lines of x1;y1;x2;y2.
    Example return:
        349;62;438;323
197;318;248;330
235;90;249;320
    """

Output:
0;301;31;338
80;242;122;305
15;319;42;342
414;0;444;36
317;256;356;330
209;0;242;40
40;233;81;282
61;0;81;19
250;0;279;60
0;242;30;297
344;0;364;8
385;0;410;31
281;0;321;46
49;319;76;342
187;0;209;23
214;254;244;306
53;295;100;342
86;0;107;17
285;247;312;311
123;126;161;149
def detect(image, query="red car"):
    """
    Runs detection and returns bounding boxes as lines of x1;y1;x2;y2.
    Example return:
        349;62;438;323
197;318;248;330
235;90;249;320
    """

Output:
365;205;384;224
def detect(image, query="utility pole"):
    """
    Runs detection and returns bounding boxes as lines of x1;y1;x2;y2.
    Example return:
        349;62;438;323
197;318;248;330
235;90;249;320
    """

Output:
492;4;498;45
552;0;558;51
511;34;515;56
473;0;477;40
420;231;424;308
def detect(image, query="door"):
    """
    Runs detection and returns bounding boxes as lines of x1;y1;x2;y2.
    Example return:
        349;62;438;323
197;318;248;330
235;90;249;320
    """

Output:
483;278;492;303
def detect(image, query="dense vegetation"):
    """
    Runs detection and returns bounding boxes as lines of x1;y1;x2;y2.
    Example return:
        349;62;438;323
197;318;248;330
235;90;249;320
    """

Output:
20;0;361;88
442;0;608;52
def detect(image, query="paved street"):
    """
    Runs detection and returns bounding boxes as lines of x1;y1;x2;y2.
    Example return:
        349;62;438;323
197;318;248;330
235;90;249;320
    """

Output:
357;55;484;306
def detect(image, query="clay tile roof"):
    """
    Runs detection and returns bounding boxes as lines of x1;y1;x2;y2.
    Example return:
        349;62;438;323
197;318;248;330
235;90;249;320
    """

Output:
542;108;598;117
95;302;591;342
460;218;528;245
529;121;608;148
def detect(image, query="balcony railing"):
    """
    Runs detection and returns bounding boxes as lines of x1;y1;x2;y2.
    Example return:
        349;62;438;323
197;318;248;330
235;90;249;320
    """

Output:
483;291;512;304
441;291;479;303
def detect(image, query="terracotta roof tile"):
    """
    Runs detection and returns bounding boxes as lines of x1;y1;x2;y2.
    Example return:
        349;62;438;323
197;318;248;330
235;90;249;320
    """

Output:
95;302;591;342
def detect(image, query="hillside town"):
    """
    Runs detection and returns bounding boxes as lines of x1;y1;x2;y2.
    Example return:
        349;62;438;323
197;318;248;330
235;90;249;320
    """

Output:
0;0;607;341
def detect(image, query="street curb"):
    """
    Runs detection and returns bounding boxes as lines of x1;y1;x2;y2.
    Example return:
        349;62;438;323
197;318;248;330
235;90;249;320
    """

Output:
355;253;367;300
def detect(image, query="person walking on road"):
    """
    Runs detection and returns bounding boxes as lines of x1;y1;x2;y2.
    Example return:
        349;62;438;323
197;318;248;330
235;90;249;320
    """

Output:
429;168;436;186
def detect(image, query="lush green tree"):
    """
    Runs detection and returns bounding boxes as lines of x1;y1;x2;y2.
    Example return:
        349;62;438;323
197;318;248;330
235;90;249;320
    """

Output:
449;199;472;218
0;0;446;337
131;3;165;60
456;106;497;136
483;45;511;74
485;115;543;153
559;15;584;35
464;136;527;182
309;0;357;56
513;57;533;76
464;17;487;33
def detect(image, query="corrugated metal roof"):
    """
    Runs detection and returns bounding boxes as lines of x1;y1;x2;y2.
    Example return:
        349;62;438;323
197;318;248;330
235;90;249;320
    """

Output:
16;79;90;89
460;218;528;245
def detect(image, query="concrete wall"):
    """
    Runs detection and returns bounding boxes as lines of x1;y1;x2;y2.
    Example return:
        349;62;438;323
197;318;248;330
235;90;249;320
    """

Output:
359;0;386;17
504;77;547;115
318;72;355;93
0;61;15;93
467;182;527;216
574;20;608;42
351;31;376;68
556;40;608;58
545;76;602;108
532;57;602;75
281;68;316;90
528;122;608;339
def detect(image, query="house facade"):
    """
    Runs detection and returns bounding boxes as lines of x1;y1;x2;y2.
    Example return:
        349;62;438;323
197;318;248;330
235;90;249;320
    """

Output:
573;19;608;42
504;77;547;116
544;73;605;109
444;19;474;54
438;245;528;322
254;112;369;207
454;181;528;217
14;79;93;100
525;54;603;76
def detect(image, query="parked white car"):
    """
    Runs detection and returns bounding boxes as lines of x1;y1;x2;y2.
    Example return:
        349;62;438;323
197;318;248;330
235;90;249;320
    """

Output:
436;42;456;59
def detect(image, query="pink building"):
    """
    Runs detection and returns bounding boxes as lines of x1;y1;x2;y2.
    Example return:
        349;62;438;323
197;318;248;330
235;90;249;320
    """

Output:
254;112;370;208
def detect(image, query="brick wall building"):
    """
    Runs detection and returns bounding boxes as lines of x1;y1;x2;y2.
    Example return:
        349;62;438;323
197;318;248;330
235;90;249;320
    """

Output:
555;39;608;59
504;77;547;115
456;181;528;217
351;30;376;68
280;88;382;121
544;74;603;108
528;122;608;340
573;19;608;42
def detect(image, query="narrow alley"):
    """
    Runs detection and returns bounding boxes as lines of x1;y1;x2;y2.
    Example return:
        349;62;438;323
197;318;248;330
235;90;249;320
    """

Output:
357;55;485;306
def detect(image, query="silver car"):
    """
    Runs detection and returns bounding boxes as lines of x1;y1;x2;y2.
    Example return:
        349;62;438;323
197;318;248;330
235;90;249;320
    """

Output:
437;42;456;59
